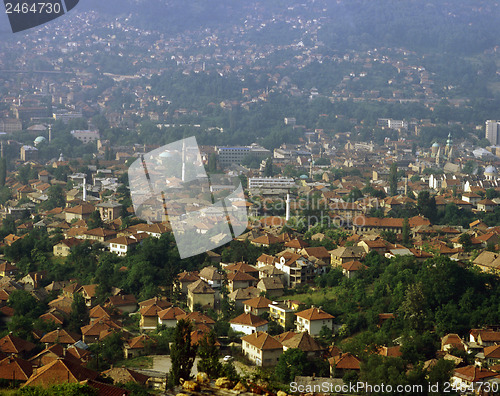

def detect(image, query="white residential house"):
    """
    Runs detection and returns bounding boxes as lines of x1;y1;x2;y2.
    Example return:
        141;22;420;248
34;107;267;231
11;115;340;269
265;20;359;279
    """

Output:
107;236;141;256
295;307;334;336
241;331;283;367
229;313;269;335
199;266;224;289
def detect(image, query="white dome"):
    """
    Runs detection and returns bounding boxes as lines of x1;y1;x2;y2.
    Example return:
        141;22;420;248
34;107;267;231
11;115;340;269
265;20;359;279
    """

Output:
485;165;497;175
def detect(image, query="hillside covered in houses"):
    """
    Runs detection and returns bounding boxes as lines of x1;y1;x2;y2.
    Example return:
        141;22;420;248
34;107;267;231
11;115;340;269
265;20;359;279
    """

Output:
0;149;495;394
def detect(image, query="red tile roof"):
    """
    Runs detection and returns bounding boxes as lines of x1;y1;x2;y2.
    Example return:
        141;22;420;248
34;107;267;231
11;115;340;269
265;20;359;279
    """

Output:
23;358;99;387
453;365;497;382
241;331;282;350
329;353;361;370
295;307;335;321
243;296;272;309
0;334;35;355
0;356;33;380
229;313;268;327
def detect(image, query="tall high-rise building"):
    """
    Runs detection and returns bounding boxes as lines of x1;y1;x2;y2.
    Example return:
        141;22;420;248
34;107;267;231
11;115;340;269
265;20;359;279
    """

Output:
485;120;500;146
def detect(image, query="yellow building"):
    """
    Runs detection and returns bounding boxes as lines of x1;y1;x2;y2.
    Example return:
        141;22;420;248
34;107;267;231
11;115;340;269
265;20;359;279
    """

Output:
187;280;215;311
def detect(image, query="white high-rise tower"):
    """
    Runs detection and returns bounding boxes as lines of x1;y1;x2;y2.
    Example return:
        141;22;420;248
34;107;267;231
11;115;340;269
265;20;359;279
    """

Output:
486;120;500;146
285;193;291;221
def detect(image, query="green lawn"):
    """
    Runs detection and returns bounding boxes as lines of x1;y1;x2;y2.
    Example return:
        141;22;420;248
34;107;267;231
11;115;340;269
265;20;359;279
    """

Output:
0;390;19;396
114;355;153;369
280;287;339;305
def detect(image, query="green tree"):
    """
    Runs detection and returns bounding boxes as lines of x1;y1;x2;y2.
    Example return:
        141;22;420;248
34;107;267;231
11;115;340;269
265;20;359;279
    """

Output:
458;233;472;252
87;210;104;229
389;163;398;196
197;331;223;378
402;217;410;246
44;184;66;209
345;187;363;202
263;156;274;177
208;153;218;173
417;191;437;222
0;157;6;187
19;383;97;395
399;282;428;331
88;332;124;370
462;160;477;175
426;359;456;395
274;348;311;383
68;293;89;334
8;290;43;318
168;319;196;387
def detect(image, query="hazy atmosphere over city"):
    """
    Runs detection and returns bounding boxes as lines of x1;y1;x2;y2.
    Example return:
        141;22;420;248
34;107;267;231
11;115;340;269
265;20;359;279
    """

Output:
0;1;500;395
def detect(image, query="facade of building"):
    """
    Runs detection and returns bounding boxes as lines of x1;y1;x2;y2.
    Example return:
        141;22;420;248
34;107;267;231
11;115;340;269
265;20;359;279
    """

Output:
217;144;270;166
248;177;295;189
486;120;500;146
241;332;283;367
20;145;38;161
295;307;334;336
0;118;22;133
70;130;100;144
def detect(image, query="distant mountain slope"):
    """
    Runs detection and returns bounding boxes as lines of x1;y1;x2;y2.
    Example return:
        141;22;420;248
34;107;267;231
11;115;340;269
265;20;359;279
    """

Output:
77;0;499;55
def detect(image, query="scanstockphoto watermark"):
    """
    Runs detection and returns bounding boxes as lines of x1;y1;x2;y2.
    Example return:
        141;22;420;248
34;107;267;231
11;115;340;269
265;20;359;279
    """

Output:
289;381;500;394
258;212;367;230
290;381;425;394
250;192;379;213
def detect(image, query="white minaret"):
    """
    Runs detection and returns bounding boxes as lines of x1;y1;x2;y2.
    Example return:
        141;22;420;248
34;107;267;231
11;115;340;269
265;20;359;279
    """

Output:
285;193;291;221
82;182;87;202
48;125;52;142
181;140;186;182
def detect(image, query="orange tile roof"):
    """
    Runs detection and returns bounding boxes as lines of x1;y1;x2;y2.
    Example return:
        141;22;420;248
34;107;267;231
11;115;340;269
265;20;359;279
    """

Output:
177;312;215;325
229;313;268;327
158;306;186;321
252;233;280;245
484;345;500;359
285;238;309;249
140;304;163;317
329;353;361;370
377;346;402;357
295;307;334;321
102;367;149;385
342;261;367;271
0;334;35;354
224;262;258;274
227;271;257;282
89;305;112;320
40;329;80;344
241;331;282;350
281;332;324;352
127;334;154;349
106;294;137;308
453;365;497;382
23;358;99;387
243;296;272;309
0;356;33;380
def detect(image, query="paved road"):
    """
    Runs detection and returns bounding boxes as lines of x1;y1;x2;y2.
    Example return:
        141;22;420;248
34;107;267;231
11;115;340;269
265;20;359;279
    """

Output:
132;355;254;378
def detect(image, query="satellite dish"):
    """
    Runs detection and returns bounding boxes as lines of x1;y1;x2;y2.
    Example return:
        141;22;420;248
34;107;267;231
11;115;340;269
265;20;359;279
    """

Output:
280;256;286;265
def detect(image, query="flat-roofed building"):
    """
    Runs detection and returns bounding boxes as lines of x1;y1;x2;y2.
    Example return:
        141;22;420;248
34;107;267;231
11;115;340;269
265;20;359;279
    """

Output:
70;130;100;144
